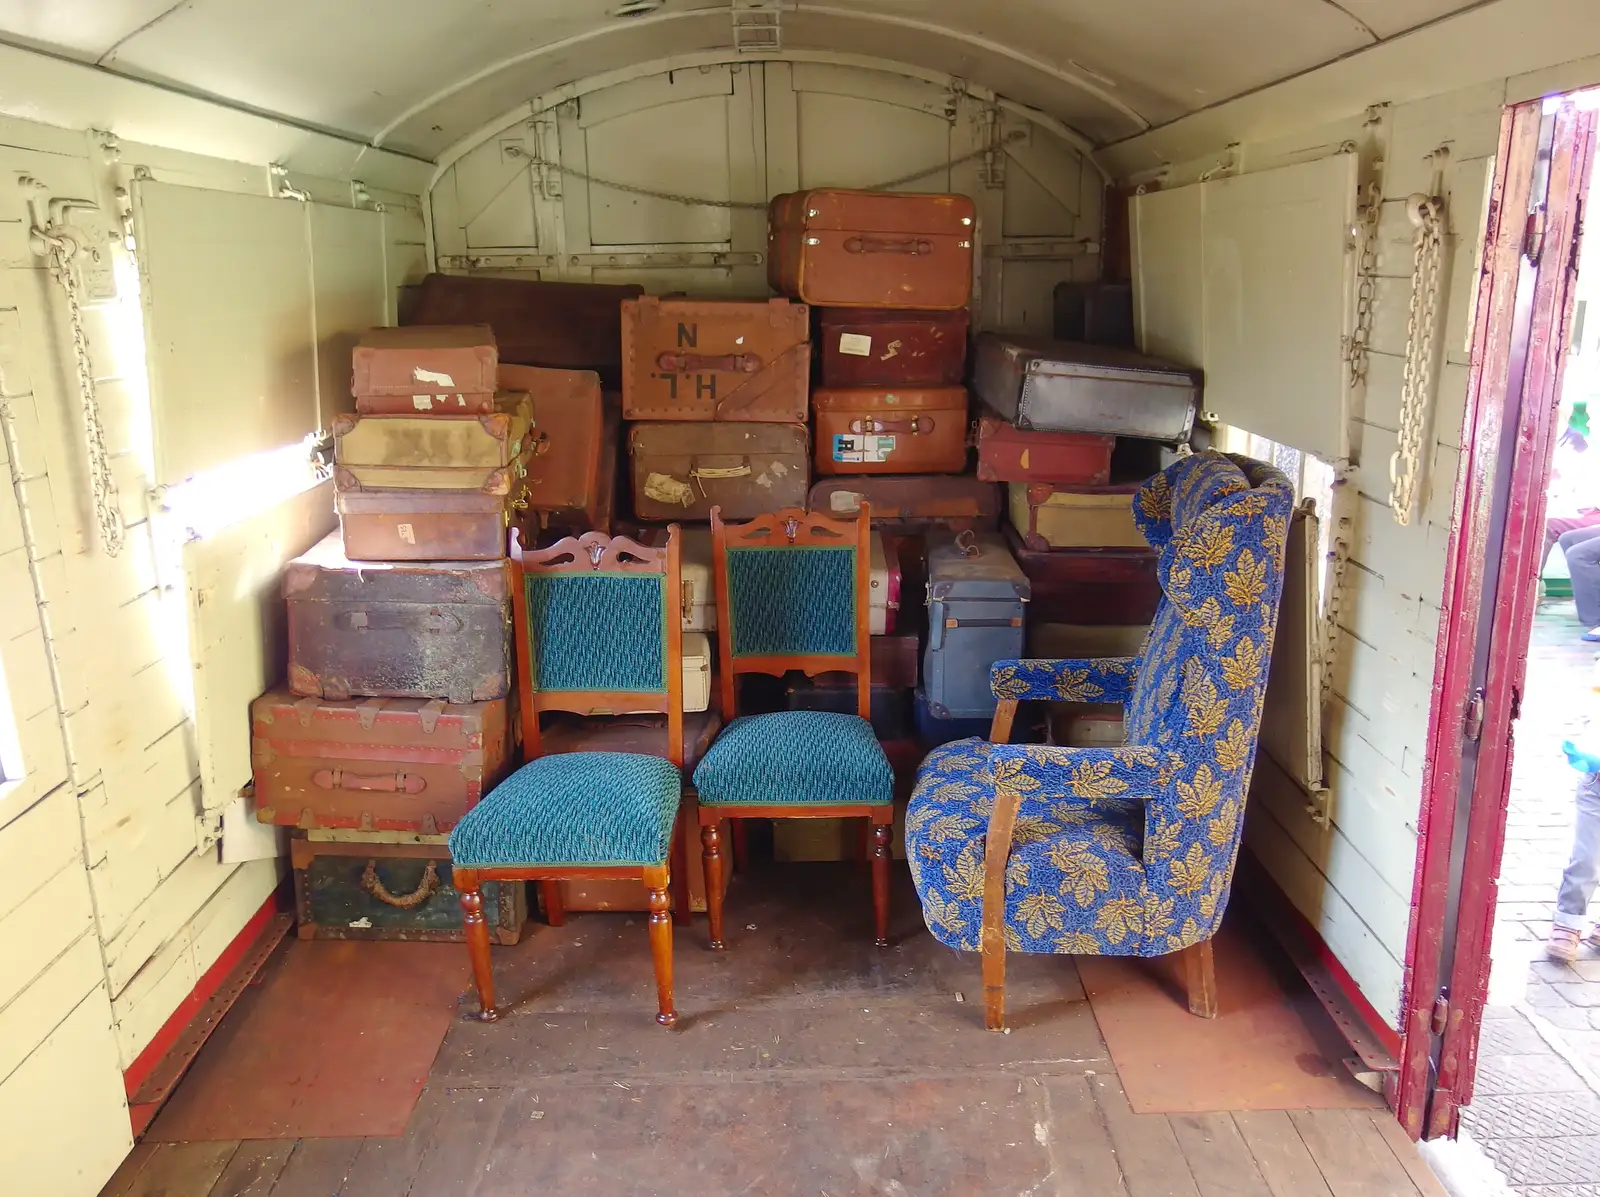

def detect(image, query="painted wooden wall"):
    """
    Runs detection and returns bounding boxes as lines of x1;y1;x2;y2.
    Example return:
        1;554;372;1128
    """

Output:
0;114;423;1196
430;61;1103;331
1110;78;1541;1029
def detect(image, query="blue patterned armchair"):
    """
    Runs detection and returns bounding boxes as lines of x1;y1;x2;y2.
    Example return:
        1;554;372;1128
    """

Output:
905;451;1294;1029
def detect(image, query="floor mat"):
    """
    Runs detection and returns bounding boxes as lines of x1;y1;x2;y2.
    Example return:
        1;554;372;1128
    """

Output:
145;940;466;1141
1075;920;1384;1114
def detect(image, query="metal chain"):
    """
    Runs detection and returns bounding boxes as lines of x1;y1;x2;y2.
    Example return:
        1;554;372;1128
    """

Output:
38;231;125;556
1389;194;1446;525
540;147;993;210
1345;181;1382;393
1319;467;1354;709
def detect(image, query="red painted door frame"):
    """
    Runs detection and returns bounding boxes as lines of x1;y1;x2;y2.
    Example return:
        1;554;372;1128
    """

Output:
1395;97;1594;1139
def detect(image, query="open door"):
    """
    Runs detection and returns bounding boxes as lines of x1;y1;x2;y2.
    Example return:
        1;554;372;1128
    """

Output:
1397;97;1595;1140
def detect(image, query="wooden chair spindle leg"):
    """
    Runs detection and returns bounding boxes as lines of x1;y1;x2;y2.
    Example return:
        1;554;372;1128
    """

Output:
870;819;892;948
457;874;499;1023
701;822;727;951
541;880;566;926
646;872;678;1028
670;810;692;927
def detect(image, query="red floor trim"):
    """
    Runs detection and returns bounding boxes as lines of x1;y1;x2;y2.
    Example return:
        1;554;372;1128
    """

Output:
122;893;279;1102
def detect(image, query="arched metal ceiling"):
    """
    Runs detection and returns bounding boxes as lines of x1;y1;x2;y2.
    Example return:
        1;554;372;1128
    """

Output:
0;0;1487;159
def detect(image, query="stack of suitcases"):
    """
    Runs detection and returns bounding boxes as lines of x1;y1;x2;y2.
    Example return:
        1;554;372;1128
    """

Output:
245;184;1211;886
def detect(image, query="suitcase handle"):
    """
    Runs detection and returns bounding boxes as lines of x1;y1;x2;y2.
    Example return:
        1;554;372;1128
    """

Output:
334;609;466;635
844;236;933;256
312;768;427;794
942;616;1024;629
361;859;441;909
849;417;934;436
656;351;762;374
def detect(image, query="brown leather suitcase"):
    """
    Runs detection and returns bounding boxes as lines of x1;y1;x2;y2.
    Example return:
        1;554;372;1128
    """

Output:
621;296;809;422
336;487;508;561
535;712;727;914
818;308;969;388
497;365;603;515
251;690;511;833
808;475;1000;531
524;394;620;540
768;190;976;310
398;273;642;389
974;414;1114;485
1003;525;1161;625
628;422;809;522
285;534;512;703
812;386;969;476
351;325;498;406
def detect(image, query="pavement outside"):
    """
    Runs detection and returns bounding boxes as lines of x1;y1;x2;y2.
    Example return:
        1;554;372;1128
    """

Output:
1463;598;1600;1197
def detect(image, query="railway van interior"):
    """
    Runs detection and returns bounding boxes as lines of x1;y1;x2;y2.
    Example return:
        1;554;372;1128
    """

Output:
3;3;1600;1195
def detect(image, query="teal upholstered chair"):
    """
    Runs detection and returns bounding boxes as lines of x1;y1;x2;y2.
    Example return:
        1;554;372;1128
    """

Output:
693;506;896;949
904;451;1294;1029
450;527;690;1027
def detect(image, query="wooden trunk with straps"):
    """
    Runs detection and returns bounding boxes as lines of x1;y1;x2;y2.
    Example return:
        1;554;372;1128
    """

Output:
251;690;512;834
620;296;810;422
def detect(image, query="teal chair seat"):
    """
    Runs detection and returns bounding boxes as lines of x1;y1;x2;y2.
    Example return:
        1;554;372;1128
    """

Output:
693;711;894;807
450;752;681;867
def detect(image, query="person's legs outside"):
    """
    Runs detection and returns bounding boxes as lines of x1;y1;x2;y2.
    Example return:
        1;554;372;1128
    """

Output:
1565;530;1600;631
1545;511;1600;569
1550;770;1600;962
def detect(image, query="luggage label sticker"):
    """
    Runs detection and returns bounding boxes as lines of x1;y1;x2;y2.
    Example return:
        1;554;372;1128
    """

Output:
834;434;895;464
838;333;872;357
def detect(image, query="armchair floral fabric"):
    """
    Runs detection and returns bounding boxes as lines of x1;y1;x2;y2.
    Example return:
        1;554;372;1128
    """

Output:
906;451;1294;958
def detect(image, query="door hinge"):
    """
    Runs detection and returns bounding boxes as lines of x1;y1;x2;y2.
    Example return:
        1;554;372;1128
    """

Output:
1525;205;1547;264
1463;688;1485;741
1430;994;1451;1035
1510;685;1522;721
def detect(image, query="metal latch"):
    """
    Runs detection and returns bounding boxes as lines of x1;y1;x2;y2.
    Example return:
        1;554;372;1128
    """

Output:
1463;688;1485;741
1430;994;1451;1035
1525;205;1547;264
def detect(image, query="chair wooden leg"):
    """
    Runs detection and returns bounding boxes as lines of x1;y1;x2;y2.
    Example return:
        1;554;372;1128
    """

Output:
1181;939;1219;1019
730;819;750;873
456;870;499;1023
540;880;566;927
701;820;727;951
670;809;692;928
644;866;678;1028
870;817;892;948
981;937;1006;1032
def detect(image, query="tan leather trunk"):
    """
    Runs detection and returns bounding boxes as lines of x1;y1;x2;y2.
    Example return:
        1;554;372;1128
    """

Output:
1007;482;1145;550
812;386;969;476
336;487;509;561
621;296;809;422
768;190;976;310
497;365;604;514
628;422;809;521
333;395;530;494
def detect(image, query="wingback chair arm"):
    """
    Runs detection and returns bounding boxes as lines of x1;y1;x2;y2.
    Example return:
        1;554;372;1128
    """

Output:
977;743;1182;1029
989;657;1141;705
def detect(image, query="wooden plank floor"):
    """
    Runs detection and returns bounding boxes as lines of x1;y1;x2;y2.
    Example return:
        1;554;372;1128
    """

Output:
102;866;1447;1197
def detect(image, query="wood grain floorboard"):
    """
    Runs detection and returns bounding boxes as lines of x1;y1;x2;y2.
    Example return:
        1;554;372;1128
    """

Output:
1231;1110;1334;1197
207;1143;294;1197
122;1142;239;1197
1037;1074;1131;1196
1091;1071;1203;1197
405;1088;510;1197
1291;1110;1421;1197
268;1139;363;1197
1169;1112;1273;1197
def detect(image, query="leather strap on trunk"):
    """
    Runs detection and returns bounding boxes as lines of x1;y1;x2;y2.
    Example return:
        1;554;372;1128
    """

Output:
712;341;809;417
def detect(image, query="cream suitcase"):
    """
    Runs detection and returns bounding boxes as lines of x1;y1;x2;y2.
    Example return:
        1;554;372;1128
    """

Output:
1028;624;1146;750
674;528;896;634
332;394;532;493
1007;483;1145;550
